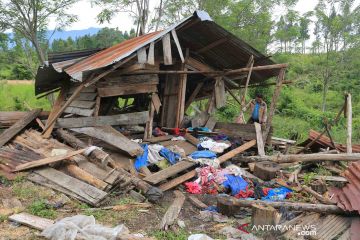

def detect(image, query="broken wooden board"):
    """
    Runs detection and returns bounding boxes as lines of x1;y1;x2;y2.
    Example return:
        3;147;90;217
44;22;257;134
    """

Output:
143;135;174;143
97;84;157;97
188;195;208;209
64;107;95;117
14;148;86;172
53;111;148;128
70;126;143;157
68;100;96;109
143;160;196;185
159;170;196;191
9;213;54;231
0;109;41;147
159;190;185;230
160;140;197;155
214;122;272;141
68;92;97;101
35;168;108;206
254;122;265;156
204;116;217;131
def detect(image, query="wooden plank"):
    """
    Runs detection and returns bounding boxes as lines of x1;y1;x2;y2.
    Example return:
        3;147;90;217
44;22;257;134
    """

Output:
54;111;149;128
176;63;187;127
69;92;97;101
68;85;96;94
69;100;96;109
183;133;199;146
185;81;204;111
76;160;119;185
214;122;270;141
255;122;265;156
346;93;352;153
98;84;157;97
214;77;226;108
204;116;217;131
101;73;159;86
171;29;184;63
162;33;172;65
160;140;197;155
143;135;173;143
35;168;107;206
159;170;196;191
159;190;185;230
147;42;155;65
152;93;162;114
28;172;89;203
188;195;208;209
70;126;143;157
63;164;108;190
144;102;155;139
0;109;41;147
143;160;195;185
137;47;147;64
64;107;94;117
8;213;54;231
197;37;228;53
14;148;86;171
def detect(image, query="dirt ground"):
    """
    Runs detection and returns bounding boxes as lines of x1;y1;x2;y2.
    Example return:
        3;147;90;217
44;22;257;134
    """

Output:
0;175;249;240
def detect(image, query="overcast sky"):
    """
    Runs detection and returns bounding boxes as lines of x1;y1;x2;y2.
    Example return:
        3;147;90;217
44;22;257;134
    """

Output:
50;0;319;32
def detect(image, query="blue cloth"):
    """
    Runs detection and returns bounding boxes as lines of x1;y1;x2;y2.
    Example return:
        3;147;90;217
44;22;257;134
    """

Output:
222;175;248;196
204;206;219;212
159;147;181;165
262;187;292;201
187;127;211;132
134;144;149;171
252;102;260;120
189;150;217;159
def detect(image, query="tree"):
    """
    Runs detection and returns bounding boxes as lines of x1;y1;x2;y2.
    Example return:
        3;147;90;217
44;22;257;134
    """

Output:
298;13;311;54
0;0;78;64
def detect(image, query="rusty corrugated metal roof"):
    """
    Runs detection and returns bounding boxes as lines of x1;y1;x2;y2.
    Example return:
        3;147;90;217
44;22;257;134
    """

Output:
300;130;360;153
329;161;360;214
35;10;278;94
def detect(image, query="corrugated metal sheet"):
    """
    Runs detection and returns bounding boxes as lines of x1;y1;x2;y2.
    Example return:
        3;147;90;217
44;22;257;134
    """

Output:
48;48;103;64
35;10;278;94
300;130;360;153
329;161;360;214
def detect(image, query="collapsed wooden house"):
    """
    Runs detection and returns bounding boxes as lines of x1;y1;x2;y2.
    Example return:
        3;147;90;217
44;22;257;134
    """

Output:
36;10;287;141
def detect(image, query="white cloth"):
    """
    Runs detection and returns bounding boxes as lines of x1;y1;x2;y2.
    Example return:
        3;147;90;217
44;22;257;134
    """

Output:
171;136;186;141
147;144;165;164
188;234;214;240
200;139;230;153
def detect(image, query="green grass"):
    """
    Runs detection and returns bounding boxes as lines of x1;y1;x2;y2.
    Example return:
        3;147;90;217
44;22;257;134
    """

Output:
150;230;188;240
0;81;51;111
27;200;57;219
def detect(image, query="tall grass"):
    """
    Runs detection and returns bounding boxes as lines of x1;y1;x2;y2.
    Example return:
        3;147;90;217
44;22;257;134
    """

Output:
0;81;51;111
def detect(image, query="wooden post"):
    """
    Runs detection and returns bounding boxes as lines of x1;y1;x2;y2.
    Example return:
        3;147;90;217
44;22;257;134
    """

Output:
252;204;281;226
144;98;155;139
346;93;352;154
263;68;285;141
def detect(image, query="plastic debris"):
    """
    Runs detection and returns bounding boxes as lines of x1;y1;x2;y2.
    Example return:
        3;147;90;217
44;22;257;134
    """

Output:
262;187;292;201
188;234;214;240
41;215;130;240
134;144;149;170
159;147;181;165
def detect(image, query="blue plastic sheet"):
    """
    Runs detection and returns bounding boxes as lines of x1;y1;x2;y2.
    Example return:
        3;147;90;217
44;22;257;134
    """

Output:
262;187;292;201
189;150;217;159
159;147;181;165
204;206;219;212
187;127;211;132
134;144;149;171
222;175;248;196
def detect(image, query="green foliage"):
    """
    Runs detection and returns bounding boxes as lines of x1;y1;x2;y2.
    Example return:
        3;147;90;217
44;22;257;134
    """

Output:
27;200;57;219
303;172;316;185
150;230;188;240
0;82;51;111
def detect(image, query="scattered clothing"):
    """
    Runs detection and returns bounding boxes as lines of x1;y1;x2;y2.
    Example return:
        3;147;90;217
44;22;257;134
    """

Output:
189;158;220;168
204;206;219;212
134;144;149;170
168;145;186;158
159;147;181;165
262;187;292;201
222;175;248;196
198;139;231;153
147;144;165;164
171;136;186;141
185;182;202;194
152;127;167;137
189;150;217;159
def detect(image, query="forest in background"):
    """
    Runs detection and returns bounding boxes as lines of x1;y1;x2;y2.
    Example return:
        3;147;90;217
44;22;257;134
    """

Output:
0;0;359;144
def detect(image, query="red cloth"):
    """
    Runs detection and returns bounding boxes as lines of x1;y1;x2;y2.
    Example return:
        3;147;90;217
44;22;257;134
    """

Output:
263;187;271;196
234;186;254;198
184;182;202;194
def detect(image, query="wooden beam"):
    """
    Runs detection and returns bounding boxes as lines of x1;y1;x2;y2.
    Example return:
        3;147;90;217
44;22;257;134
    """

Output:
346;93;352;153
98;84;157;97
0;109;41;147
14;148;86;171
185;81;204;111
144;101;155;139
197;37;228;53
176;64;187;127
255;123;265;156
171;29;184;63
217;197;346;215
137;47;147;64
51;111;148;128
70;126;143;157
159;190;185;230
162;33;172;65
214;76;226;108
233;153;360;163
264;68;285;141
147;42;155;65
8;213;54;231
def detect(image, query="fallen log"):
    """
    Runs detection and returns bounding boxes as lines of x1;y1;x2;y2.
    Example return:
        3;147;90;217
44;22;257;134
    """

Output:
217;196;349;215
233;153;360;163
301;185;334;205
55;129;163;203
159;190;185;230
